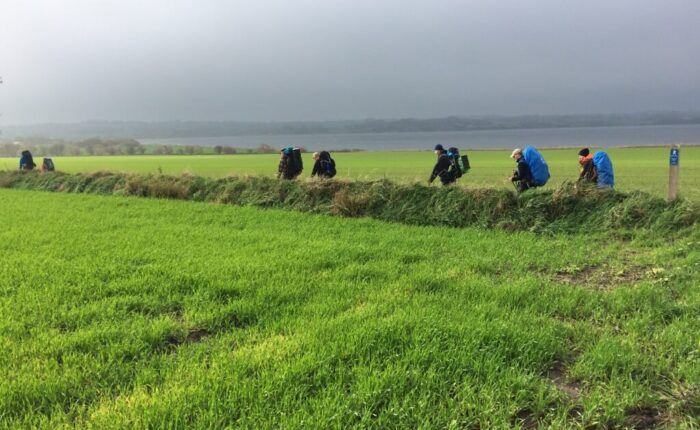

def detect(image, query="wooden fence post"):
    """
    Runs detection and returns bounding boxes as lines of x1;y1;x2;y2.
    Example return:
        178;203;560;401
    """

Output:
668;144;680;202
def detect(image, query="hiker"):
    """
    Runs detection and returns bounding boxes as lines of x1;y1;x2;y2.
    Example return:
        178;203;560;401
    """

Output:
510;146;550;193
277;147;303;180
510;148;534;192
19;150;36;171
577;148;596;183
577;148;615;188
311;151;336;178
428;144;456;186
42;158;55;172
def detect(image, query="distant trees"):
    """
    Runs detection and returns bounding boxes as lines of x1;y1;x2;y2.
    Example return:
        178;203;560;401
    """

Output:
222;146;237;154
0;143;20;157
256;144;278;153
213;146;237;154
0;138;325;157
0;138;147;157
152;145;173;155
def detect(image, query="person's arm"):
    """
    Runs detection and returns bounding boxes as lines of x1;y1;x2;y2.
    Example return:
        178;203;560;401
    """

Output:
579;159;593;181
277;158;286;178
517;162;531;182
311;160;320;177
511;162;524;182
429;156;450;183
429;161;439;183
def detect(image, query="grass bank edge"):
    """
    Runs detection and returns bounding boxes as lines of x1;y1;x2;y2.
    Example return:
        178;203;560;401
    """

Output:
1;170;697;236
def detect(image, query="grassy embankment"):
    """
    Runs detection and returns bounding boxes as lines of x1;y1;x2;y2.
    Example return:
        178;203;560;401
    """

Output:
1;188;699;428
1;146;698;200
1;170;697;235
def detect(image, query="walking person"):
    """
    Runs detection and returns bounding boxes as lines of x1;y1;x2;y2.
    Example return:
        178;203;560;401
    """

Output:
19;150;36;171
277;147;303;180
428;144;456;186
311;151;336;178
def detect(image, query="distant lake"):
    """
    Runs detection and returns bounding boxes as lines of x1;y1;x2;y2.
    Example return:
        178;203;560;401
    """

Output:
139;124;700;151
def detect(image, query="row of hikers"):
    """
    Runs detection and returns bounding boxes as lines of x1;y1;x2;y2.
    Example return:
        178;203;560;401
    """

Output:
276;144;615;192
276;147;337;180
18;151;55;172
19;145;614;192
507;146;614;192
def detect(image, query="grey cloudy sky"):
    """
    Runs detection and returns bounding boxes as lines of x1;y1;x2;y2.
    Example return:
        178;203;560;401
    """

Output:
1;0;699;124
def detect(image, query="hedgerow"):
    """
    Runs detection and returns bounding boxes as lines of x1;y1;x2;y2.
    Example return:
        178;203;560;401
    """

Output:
1;170;696;234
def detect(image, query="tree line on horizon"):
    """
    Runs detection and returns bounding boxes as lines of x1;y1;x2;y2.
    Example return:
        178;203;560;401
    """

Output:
0;138;364;158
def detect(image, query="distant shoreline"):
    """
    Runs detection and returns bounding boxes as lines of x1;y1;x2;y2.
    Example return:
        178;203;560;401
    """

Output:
4;123;699;157
5;112;700;141
137;124;700;152
1;144;698;160
136;122;700;140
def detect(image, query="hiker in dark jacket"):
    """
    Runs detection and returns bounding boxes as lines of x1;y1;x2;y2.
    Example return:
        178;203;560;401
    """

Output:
311;151;336;178
577;147;597;183
19;150;36;171
428;144;455;186
510;148;534;193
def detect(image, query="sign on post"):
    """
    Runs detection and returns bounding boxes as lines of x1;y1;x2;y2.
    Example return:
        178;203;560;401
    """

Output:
668;144;680;201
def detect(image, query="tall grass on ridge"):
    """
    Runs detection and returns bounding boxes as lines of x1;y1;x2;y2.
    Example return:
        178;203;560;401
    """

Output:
0;170;696;235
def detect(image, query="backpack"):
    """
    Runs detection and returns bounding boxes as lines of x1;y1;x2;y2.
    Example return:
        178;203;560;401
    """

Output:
42;158;55;172
461;154;471;171
283;147;304;177
592;151;614;188
446;147;468;179
319;151;336;178
19;150;36;170
292;148;303;176
522;146;550;186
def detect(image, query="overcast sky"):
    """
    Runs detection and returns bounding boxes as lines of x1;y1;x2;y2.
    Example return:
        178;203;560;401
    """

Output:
1;0;699;124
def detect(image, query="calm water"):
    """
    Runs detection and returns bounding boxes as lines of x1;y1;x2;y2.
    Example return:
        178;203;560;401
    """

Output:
139;124;700;151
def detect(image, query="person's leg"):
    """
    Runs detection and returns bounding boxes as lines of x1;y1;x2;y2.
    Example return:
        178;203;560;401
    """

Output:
518;181;530;193
442;177;457;186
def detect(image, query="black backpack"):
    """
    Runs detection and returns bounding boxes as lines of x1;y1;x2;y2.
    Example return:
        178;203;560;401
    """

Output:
292;148;303;176
319;151;336;178
446;147;468;179
42;158;55;172
283;147;304;178
20;150;36;170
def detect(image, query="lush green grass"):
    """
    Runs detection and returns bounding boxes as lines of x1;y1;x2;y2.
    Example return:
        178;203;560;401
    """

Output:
1;189;698;428
2;146;698;199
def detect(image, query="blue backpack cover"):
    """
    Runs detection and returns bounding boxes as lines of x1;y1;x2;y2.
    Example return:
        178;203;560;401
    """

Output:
522;146;550;186
592;151;614;188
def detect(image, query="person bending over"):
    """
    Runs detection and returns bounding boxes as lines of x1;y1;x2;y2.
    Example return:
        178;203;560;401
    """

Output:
428;144;455;186
577;147;596;184
311;151;336;178
510;148;534;193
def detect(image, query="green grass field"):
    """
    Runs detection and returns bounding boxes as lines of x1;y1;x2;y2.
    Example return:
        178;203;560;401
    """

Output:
1;189;698;428
2;146;698;200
